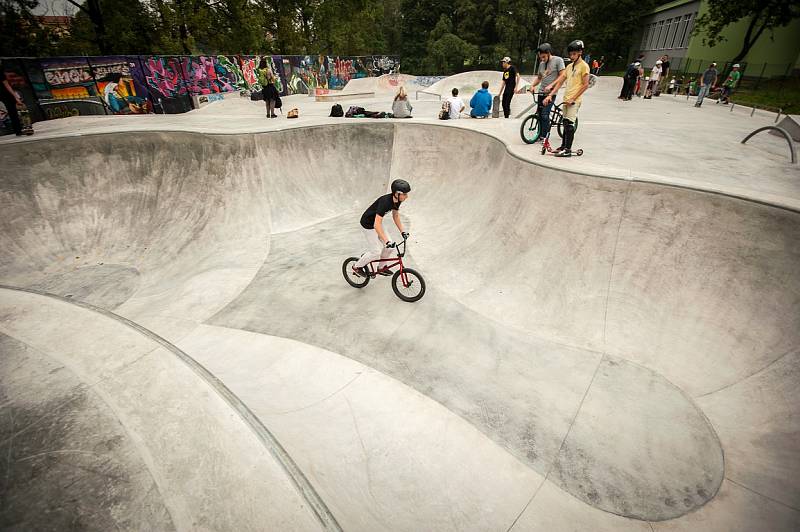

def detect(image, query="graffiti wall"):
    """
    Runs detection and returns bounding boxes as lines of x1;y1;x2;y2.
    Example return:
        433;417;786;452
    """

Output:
180;55;236;95
89;56;152;114
136;55;192;113
283;55;329;95
34;57;107;118
2;54;400;122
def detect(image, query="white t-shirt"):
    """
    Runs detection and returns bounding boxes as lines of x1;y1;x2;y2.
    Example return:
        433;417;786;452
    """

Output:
650;66;661;82
446;96;465;119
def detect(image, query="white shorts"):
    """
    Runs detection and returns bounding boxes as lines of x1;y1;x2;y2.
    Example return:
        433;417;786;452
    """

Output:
354;228;394;268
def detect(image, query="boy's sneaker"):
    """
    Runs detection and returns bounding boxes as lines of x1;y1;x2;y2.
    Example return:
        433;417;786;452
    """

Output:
352;266;367;277
553;146;565;153
376;266;393;276
554;149;572;157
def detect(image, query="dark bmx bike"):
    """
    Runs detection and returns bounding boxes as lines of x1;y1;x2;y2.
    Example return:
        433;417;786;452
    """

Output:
519;92;579;144
342;235;426;302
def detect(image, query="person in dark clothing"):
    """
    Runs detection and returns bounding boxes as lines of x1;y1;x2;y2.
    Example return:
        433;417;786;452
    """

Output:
263;76;280;118
498;56;520;118
352;179;411;277
0;61;26;136
619;61;640;101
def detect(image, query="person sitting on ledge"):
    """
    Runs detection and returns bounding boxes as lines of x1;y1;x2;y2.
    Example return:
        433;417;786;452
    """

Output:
392;87;413;118
470;81;492;118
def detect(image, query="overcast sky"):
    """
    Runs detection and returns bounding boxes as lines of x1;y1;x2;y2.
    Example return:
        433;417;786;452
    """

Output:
32;0;80;16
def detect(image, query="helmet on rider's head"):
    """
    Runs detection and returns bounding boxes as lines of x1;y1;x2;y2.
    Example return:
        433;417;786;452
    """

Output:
537;43;553;54
567;40;585;53
732;63;740;68
391;179;411;194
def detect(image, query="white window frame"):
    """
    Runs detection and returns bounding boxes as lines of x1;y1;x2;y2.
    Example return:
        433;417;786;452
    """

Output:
681;13;694;48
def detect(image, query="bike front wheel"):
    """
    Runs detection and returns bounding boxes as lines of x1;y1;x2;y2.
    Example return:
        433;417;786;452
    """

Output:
392;268;426;302
342;257;370;288
519;114;541;144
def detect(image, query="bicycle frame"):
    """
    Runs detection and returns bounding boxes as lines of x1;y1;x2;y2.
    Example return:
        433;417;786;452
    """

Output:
363;238;414;288
522;92;564;140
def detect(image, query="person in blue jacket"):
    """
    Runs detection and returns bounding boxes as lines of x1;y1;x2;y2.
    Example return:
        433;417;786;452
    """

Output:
469;81;492;118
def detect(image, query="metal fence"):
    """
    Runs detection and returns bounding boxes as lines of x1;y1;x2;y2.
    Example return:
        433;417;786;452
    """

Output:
662;58;796;95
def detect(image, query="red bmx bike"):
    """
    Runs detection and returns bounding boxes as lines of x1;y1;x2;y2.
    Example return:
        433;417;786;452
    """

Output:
342;235;426;302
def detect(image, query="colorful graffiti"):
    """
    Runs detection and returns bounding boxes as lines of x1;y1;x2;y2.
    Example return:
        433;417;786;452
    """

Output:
39;58;97;100
216;55;246;90
5;53;400;120
142;56;185;99
180;55;235;95
283;56;328;95
89;57;151;114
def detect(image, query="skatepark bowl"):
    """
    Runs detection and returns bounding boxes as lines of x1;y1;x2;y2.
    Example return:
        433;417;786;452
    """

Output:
1;122;798;531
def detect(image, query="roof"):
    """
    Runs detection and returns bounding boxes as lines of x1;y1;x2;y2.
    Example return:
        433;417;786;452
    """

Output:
646;0;698;15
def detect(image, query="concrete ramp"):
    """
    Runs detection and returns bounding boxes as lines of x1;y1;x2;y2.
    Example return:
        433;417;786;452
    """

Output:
1;123;798;531
420;69;532;99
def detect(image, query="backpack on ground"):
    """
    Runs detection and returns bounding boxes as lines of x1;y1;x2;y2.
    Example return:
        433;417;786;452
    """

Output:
330;104;344;117
438;100;451;120
345;105;365;118
287;108;299;118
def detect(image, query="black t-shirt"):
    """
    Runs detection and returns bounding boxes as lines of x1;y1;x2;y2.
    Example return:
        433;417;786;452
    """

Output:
360;193;400;229
503;65;517;90
661;61;670;75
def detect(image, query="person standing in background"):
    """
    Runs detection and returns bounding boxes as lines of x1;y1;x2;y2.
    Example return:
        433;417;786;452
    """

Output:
658;55;670;95
694;62;718;107
263;75;280;118
0;60;29;136
498;56;520;118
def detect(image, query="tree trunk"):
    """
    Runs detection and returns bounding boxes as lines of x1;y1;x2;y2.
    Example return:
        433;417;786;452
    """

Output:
86;0;108;54
731;9;767;66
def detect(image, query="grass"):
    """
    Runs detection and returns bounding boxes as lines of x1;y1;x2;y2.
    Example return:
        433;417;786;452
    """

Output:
728;76;800;114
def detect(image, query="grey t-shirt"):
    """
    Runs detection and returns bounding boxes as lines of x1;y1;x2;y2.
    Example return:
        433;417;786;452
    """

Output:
702;68;718;85
538;56;566;89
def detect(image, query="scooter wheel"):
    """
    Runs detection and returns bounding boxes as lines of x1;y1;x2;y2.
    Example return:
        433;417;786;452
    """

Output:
576;149;584;156
541;146;547;155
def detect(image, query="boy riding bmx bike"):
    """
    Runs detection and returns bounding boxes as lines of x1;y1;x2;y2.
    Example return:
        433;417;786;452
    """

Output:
353;179;411;277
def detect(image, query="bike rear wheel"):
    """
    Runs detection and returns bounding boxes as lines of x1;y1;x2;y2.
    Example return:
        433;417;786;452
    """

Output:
519;114;540;144
342;257;370;288
556;115;578;139
392;268;426;302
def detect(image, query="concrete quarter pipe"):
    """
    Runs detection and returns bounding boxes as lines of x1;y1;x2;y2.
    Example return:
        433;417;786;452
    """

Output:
1;122;798;531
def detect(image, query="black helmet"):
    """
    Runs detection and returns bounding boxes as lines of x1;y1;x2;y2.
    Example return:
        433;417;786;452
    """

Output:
567;40;585;52
391;179;411;194
537;43;553;54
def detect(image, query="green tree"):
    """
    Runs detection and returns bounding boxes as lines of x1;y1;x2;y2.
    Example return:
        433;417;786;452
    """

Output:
425;14;478;73
565;0;659;67
693;0;800;65
1;0;62;55
495;0;545;67
60;0;158;54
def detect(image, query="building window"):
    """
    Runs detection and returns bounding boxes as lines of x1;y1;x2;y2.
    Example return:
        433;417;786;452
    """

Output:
681;13;694;48
674;17;688;49
667;17;678;48
653;20;664;50
658;19;671;49
641;24;651;49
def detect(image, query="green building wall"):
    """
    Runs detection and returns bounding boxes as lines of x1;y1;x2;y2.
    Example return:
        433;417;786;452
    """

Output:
686;1;800;76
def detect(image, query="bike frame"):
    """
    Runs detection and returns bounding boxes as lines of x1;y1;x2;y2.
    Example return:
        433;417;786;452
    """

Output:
364;238;413;288
524;91;564;138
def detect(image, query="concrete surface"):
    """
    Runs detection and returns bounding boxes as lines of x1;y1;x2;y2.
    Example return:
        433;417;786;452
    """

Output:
0;74;799;531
